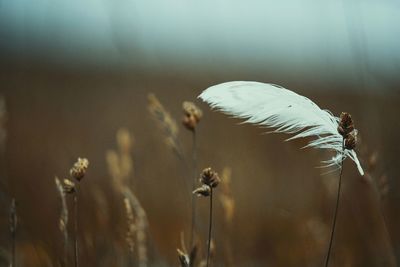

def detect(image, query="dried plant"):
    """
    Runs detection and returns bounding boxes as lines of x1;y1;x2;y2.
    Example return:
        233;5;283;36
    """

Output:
60;157;89;267
9;198;17;267
123;189;148;267
194;168;220;267
177;232;197;267
147;93;185;160
323;112;359;267
182;101;203;253
124;197;136;256
182;101;203;132
106;128;148;267
70;158;89;182
200;82;366;267
55;177;69;267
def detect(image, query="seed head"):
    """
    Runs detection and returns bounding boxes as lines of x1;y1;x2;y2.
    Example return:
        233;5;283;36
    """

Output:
200;167;220;188
182;101;202;131
338;112;355;137
193;184;211;197
344;130;357;150
63;179;76;194
70;158;89;181
177;248;190;267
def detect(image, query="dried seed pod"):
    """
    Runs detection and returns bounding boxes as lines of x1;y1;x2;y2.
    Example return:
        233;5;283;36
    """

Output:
193;184;211;197
200;167;220;188
182;101;202;131
63;179;76;194
70;158;89;181
338;112;355;137
344;130;357;150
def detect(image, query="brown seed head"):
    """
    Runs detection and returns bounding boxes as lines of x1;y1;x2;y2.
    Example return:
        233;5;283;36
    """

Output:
200;167;220;188
338;112;355;137
344;130;357;150
70;158;89;181
182;101;202;131
63;179;76;194
193;184;211;197
177;248;190;267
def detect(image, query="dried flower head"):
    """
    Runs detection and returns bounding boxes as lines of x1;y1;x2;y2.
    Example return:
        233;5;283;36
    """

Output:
70;158;89;181
182;101;203;131
177;248;190;267
63;179;76;194
124;197;136;253
344;130;357;150
193;184;211;197
148;93;184;159
338;112;354;137
200;167;220;188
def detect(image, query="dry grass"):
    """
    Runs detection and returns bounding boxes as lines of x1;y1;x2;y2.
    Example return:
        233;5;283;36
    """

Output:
0;85;398;267
106;128;148;267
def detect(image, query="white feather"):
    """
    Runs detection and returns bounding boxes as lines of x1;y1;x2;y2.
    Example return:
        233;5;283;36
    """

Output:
199;81;364;175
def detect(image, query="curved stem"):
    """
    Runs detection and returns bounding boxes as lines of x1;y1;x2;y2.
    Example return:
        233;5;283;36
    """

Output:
189;130;197;251
325;141;345;267
74;192;79;267
11;226;15;267
206;188;213;267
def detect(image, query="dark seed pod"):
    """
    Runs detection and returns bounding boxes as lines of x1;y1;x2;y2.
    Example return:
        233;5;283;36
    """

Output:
200;168;220;188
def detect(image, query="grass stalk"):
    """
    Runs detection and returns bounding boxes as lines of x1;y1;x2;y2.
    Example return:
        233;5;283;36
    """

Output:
189;129;198;252
206;188;213;267
10;198;16;267
74;191;79;267
324;142;344;267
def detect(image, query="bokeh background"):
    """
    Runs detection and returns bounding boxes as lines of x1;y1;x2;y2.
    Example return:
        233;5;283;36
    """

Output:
0;0;399;266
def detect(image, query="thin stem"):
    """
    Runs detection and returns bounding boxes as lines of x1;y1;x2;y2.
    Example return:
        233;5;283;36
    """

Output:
206;188;213;267
325;141;345;267
189;129;198;252
74;192;79;267
11;229;15;267
10;198;16;267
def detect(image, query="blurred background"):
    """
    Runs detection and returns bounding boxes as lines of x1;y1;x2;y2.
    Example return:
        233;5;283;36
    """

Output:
0;0;399;266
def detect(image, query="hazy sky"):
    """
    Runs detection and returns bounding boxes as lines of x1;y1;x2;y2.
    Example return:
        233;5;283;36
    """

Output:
1;0;399;91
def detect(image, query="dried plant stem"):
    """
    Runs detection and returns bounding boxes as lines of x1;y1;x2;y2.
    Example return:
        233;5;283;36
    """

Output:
189;130;198;251
9;198;17;267
325;142;345;267
74;192;79;267
11;232;15;267
124;188;148;267
206;188;213;267
55;178;69;267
